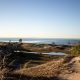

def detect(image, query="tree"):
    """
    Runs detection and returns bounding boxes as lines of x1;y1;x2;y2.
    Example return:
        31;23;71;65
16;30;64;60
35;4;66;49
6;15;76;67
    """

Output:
19;38;22;43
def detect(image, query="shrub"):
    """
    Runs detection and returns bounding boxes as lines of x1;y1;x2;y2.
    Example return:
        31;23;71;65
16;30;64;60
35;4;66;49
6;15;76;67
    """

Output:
70;43;80;56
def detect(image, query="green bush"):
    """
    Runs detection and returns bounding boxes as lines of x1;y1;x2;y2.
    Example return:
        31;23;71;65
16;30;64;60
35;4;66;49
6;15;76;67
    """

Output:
70;43;80;56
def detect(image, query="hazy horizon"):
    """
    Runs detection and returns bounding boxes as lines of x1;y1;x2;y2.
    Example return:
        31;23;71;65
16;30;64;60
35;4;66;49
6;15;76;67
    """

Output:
0;0;80;38
0;37;80;39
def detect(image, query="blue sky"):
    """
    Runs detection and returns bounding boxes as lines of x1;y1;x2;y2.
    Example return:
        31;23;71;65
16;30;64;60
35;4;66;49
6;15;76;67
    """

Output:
0;0;80;38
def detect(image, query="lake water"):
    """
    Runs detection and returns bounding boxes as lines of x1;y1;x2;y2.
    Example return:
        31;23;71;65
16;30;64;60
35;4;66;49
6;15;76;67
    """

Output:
42;52;66;56
0;38;80;45
21;51;66;56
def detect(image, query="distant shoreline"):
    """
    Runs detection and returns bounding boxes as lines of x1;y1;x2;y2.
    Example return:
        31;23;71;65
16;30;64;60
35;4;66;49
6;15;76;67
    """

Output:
0;38;80;45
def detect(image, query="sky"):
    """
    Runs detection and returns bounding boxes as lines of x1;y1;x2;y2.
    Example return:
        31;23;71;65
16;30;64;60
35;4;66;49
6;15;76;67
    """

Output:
0;0;80;38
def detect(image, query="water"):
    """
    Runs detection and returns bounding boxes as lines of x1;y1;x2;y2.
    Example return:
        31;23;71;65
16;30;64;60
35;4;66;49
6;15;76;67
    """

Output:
17;51;66;56
0;38;80;45
42;52;66;55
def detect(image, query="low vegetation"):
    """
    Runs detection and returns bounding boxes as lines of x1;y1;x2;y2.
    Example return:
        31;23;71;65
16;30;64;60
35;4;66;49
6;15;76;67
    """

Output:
0;42;80;80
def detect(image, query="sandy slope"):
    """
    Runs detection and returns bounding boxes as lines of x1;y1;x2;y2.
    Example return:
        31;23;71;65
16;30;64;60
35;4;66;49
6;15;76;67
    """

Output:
15;56;80;80
58;57;80;80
